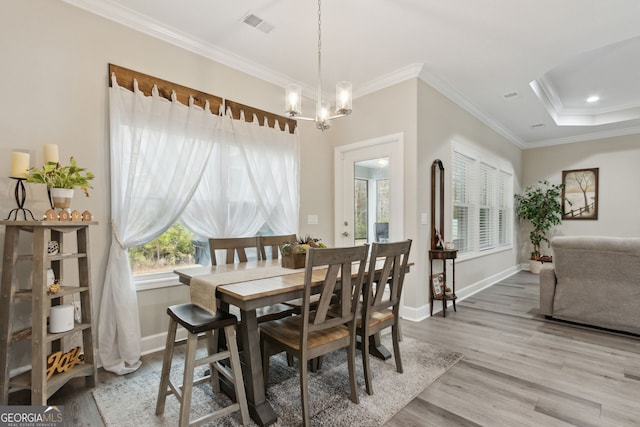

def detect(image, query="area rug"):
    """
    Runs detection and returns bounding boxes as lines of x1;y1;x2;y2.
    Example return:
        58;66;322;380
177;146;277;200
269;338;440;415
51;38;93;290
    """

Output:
93;335;462;426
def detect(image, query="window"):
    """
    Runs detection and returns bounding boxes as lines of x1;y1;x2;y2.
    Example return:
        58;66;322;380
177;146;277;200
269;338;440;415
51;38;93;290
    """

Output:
129;222;197;275
451;144;513;257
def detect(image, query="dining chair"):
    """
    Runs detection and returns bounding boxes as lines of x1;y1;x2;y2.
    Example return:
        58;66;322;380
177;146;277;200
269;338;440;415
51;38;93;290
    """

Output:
258;234;296;260
208;236;261;265
260;245;369;427
208;236;296;323
155;303;249;426
357;239;412;395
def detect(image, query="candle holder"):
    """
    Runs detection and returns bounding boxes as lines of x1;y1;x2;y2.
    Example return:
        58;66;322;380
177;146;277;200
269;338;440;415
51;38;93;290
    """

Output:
6;177;36;221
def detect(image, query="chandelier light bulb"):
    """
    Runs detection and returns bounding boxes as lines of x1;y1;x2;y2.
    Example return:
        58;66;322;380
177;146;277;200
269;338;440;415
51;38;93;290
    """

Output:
315;100;331;130
285;84;302;117
336;81;352;115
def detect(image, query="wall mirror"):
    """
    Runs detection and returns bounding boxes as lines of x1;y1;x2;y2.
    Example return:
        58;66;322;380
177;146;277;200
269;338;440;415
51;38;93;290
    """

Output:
431;159;445;250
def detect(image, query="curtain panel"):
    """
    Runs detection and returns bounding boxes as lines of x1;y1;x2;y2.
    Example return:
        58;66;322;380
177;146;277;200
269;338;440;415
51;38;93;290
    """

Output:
102;76;299;374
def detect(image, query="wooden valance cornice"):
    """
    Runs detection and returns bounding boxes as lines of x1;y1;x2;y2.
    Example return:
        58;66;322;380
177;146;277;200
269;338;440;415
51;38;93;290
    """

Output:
108;64;296;133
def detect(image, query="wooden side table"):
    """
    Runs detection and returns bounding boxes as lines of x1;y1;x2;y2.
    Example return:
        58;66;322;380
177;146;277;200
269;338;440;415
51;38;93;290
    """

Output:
429;249;457;317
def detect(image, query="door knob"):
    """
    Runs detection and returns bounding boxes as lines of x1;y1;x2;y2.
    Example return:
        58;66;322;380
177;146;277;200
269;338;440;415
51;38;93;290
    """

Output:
342;231;349;237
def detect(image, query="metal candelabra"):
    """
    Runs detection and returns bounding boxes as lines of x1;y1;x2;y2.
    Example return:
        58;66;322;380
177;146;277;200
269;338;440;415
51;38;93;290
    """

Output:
6;177;35;221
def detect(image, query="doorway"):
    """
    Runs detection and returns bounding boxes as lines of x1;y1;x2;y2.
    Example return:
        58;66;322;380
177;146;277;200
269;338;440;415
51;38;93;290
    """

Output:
334;133;404;247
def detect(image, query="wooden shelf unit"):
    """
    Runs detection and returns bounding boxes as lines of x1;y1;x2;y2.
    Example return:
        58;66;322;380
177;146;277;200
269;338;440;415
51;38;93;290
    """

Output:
0;220;98;405
429;249;458;317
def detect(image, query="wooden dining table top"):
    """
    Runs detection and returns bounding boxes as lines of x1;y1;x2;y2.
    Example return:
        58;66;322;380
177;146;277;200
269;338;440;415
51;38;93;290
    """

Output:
174;258;412;306
176;259;367;301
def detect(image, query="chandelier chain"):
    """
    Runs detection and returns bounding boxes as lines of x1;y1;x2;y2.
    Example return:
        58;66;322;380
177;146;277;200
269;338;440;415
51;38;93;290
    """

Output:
316;0;322;108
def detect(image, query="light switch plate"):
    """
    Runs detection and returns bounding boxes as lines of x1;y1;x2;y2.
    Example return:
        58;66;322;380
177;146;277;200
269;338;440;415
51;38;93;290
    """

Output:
307;214;318;225
421;213;428;225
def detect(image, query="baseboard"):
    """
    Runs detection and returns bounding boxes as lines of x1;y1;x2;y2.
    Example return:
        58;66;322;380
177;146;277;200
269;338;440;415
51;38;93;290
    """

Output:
141;328;188;356
401;265;520;322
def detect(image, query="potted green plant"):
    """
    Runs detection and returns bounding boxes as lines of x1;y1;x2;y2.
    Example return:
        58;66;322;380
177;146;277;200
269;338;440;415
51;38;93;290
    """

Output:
280;235;327;269
514;180;563;273
27;157;94;209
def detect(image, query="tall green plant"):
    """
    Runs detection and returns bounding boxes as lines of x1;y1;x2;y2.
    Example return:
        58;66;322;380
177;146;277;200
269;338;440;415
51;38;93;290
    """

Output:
514;180;563;259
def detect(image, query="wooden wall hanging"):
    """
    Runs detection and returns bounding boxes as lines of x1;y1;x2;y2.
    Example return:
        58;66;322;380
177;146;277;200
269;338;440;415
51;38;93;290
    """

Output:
108;64;297;133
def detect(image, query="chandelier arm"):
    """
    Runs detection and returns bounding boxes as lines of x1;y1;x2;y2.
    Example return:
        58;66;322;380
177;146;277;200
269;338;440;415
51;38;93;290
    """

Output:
326;112;351;121
290;116;316;122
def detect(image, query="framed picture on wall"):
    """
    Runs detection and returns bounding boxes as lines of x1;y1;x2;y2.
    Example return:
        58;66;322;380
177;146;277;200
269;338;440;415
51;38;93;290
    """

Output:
431;273;444;299
562;168;599;220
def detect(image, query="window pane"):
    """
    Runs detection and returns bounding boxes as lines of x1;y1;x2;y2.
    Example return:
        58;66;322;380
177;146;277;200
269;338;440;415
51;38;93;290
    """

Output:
354;178;368;240
452;152;473;203
376;179;390;222
452;206;469;253
129;222;198;275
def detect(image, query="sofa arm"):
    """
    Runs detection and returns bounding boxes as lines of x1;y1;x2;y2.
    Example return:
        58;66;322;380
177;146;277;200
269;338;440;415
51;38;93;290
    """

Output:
539;263;556;316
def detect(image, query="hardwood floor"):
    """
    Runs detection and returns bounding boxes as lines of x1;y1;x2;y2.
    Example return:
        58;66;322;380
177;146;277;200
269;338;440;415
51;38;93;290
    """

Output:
10;271;640;426
386;271;640;427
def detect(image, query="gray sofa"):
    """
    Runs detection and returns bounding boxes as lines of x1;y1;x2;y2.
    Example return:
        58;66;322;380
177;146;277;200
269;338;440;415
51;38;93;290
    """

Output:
540;236;640;335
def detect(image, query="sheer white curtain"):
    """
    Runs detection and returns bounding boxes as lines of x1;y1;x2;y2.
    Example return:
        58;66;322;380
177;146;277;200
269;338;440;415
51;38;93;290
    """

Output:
101;76;219;374
181;112;299;239
233;115;299;235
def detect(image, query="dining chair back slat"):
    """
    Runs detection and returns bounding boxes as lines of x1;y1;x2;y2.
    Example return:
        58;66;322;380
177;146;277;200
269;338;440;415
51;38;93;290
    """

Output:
258;234;296;260
208;236;296;324
209;237;260;265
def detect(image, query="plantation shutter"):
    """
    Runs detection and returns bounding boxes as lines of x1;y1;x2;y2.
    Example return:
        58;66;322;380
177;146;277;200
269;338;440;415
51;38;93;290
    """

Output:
451;143;513;257
452;151;473;253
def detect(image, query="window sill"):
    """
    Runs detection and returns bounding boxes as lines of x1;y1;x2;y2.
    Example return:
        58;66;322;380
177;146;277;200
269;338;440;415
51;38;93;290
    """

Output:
135;271;185;291
456;245;513;263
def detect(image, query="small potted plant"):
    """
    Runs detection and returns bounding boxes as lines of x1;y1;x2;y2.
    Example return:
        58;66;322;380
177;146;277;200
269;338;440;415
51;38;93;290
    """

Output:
27;157;94;209
280;235;327;269
514;180;563;273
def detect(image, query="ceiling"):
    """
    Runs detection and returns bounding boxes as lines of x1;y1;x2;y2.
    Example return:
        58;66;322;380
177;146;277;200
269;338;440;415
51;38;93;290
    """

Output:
65;0;640;149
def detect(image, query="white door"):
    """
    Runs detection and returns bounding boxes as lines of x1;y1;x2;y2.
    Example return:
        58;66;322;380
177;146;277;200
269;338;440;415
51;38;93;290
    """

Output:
334;133;404;247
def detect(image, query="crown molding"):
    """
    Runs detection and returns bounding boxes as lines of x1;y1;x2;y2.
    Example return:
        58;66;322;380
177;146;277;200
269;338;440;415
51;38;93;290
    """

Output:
354;63;423;98
63;0;293;89
524;124;640;149
418;67;527;149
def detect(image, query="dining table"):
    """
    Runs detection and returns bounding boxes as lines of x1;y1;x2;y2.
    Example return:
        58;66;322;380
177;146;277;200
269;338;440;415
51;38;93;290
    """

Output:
174;258;410;426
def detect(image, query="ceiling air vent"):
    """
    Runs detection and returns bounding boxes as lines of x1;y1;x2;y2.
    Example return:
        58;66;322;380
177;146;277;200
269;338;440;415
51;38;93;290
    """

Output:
531;123;545;128
502;91;519;100
242;13;274;34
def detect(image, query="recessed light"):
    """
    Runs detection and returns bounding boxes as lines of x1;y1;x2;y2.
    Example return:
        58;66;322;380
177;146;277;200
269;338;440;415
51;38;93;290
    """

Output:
586;95;600;103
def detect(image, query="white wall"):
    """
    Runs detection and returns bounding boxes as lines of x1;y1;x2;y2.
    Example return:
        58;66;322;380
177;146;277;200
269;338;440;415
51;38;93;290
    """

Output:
329;80;422;317
415;80;523;317
521;134;640;258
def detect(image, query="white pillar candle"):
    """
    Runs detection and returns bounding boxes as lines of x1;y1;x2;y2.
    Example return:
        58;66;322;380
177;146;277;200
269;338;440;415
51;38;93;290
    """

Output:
10;152;30;179
43;144;59;164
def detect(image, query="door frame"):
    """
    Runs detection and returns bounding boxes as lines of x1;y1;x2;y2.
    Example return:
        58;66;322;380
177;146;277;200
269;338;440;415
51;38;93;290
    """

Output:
334;133;404;246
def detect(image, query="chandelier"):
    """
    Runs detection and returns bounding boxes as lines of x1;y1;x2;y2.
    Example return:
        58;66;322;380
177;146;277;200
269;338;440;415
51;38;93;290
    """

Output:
284;0;352;131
